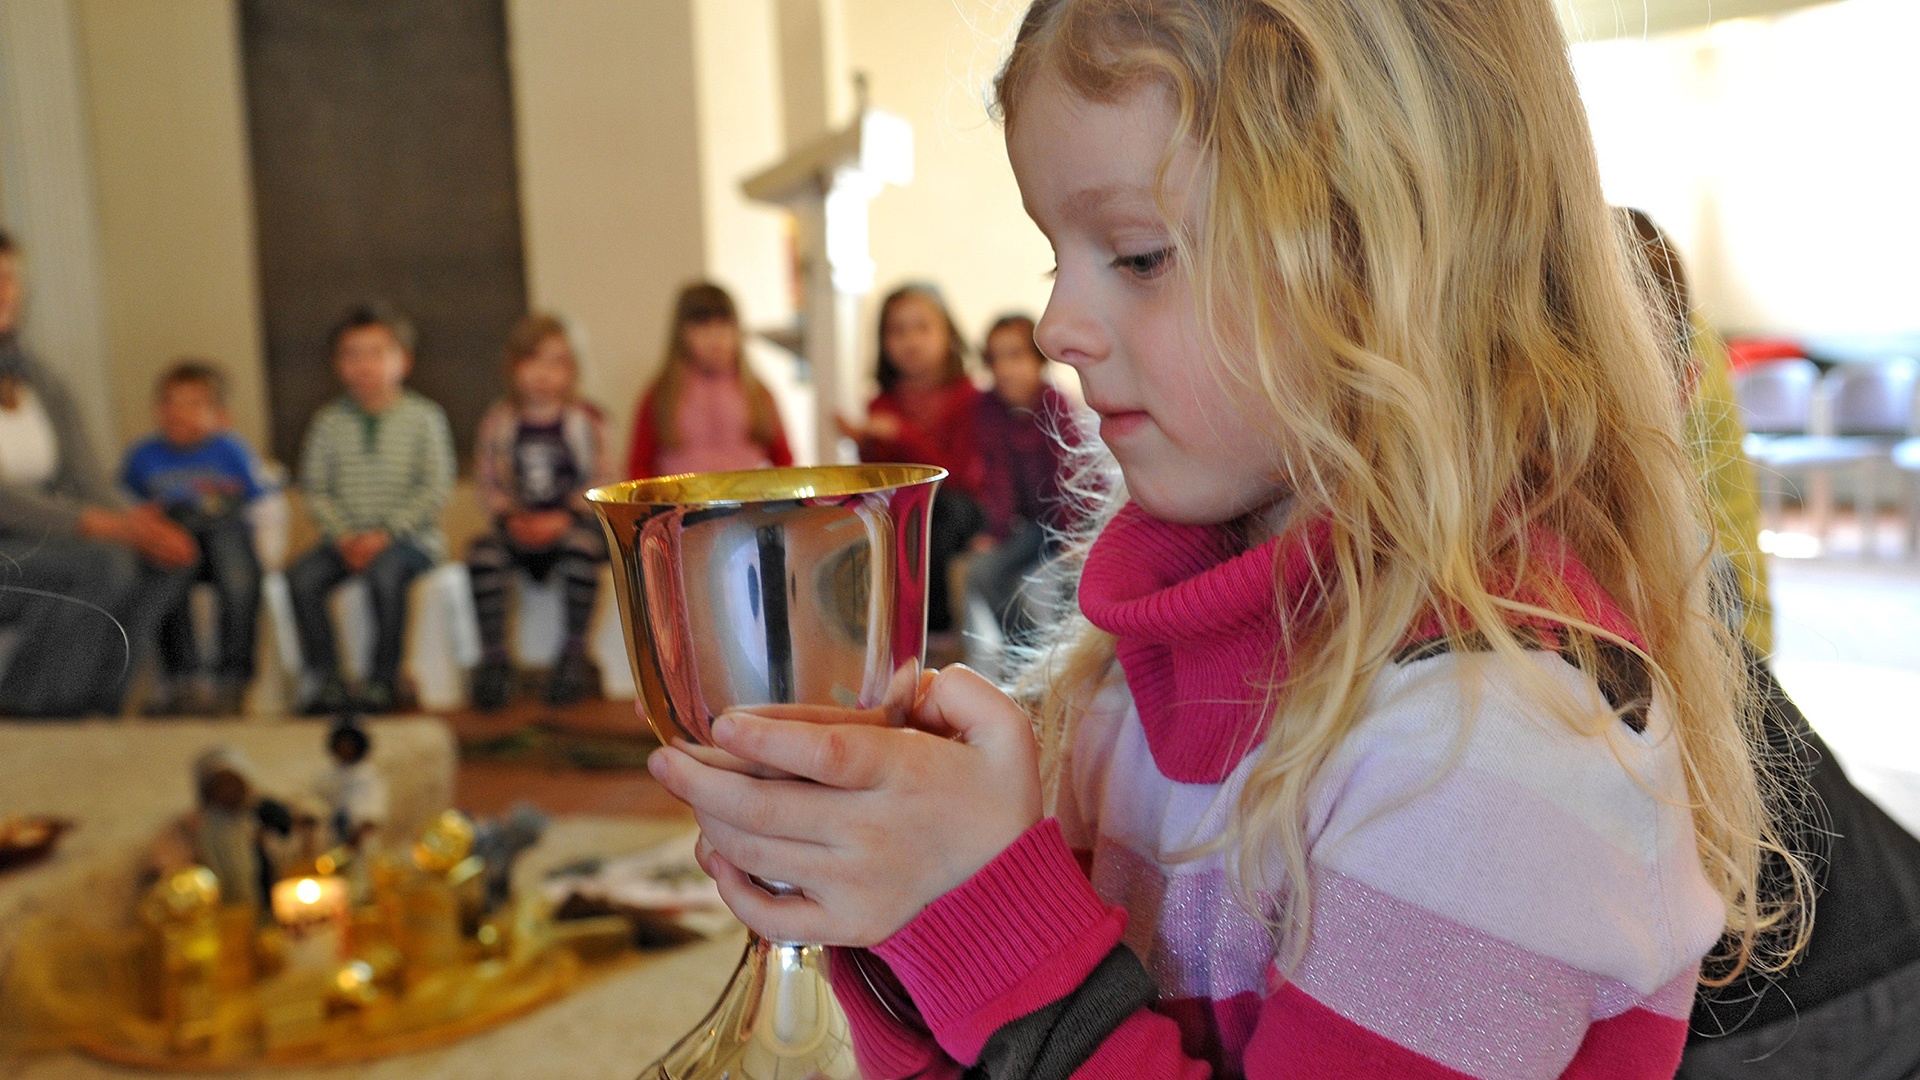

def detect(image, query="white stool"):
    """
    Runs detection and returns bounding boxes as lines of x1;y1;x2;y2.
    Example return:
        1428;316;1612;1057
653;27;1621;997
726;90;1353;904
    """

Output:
490;566;635;700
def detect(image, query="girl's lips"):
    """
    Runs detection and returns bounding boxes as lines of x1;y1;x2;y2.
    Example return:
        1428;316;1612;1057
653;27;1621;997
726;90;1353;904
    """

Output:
1098;410;1150;440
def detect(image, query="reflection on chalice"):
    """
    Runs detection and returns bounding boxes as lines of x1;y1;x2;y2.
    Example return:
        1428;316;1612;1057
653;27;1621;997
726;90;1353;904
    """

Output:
589;464;944;1080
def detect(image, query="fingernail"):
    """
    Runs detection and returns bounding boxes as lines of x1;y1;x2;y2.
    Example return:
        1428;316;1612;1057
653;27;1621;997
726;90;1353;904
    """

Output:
647;749;669;777
712;715;736;742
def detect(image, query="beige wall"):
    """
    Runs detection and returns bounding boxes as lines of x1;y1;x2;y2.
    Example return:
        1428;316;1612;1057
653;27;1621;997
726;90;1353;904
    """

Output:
839;0;1054;387
1574;0;1920;336
507;0;711;459
692;0;793;334
1558;0;1827;41
0;0;118;464
75;0;269;454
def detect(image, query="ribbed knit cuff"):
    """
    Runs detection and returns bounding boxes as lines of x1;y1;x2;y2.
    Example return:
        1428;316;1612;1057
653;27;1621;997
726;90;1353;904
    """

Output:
874;818;1125;1065
826;947;954;1076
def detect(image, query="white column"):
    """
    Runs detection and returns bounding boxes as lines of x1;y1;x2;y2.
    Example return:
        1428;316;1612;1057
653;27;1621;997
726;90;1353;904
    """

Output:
0;0;117;461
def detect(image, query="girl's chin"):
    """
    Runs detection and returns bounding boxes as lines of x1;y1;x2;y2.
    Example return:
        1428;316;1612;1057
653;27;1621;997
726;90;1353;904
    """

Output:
1123;469;1289;530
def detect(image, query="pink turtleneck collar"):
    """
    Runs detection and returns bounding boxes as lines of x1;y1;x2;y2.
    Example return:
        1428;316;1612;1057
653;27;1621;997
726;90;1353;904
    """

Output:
1077;502;1642;785
1078;503;1325;783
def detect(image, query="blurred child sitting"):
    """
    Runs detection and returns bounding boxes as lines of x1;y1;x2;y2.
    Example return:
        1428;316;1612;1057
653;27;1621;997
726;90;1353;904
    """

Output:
966;315;1080;648
626;282;793;479
120;361;267;715
837;284;985;638
468;314;617;710
288;305;455;715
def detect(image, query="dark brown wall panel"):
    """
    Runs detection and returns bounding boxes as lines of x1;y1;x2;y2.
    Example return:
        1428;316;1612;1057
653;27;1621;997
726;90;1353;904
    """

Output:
242;0;524;466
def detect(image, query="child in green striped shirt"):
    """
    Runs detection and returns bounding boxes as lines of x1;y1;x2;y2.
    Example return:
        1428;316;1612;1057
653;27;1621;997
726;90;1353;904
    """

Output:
288;305;455;714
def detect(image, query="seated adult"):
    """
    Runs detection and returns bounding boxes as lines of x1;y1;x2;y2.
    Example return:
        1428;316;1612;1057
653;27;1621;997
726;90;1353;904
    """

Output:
0;230;195;716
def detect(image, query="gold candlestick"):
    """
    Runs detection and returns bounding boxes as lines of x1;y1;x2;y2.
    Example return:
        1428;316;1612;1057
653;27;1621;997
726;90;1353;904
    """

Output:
590;464;943;1080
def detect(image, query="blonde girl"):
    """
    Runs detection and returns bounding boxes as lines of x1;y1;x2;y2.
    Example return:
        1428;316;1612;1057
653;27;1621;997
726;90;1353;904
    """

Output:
468;314;616;710
650;2;1803;1077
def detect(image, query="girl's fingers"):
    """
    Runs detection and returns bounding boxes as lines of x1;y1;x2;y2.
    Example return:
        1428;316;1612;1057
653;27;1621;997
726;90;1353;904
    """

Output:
915;665;1039;756
702;848;835;944
649;745;837;841
710;713;909;791
673;739;794;780
721;702;894;728
693;811;833;892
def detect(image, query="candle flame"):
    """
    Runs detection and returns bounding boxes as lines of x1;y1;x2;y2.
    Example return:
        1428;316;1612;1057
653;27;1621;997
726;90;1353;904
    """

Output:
294;878;321;904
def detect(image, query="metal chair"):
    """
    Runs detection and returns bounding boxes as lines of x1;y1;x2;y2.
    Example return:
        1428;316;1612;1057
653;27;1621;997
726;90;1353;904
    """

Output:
1742;357;1918;553
1896;438;1920;559
1737;358;1823;533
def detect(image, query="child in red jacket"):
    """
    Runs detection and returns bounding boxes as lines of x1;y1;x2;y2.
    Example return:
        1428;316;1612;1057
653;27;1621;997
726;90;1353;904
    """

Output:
836;283;985;635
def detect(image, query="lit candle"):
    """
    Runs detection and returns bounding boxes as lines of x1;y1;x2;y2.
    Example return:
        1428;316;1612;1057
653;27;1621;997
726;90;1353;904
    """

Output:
272;875;347;926
271;875;347;969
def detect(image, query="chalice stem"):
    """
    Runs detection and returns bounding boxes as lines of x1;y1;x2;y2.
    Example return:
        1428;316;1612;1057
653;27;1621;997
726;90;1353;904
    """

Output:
643;934;856;1080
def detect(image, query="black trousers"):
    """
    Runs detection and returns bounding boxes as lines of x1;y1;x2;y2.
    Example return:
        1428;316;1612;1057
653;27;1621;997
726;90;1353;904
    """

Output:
155;510;261;684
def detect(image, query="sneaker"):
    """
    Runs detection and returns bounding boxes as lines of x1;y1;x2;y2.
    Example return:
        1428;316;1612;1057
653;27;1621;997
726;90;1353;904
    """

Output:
543;646;598;708
471;655;514;712
303;675;353;717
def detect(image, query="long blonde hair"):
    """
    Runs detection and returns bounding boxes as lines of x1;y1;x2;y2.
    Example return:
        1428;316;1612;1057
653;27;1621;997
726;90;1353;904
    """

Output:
997;0;1805;981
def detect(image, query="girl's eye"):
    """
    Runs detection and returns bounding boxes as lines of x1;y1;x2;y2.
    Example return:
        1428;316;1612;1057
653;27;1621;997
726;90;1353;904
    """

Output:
1112;247;1174;279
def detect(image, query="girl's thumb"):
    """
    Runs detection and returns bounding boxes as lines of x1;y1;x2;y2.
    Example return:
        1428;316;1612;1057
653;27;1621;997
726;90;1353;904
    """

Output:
913;665;1033;751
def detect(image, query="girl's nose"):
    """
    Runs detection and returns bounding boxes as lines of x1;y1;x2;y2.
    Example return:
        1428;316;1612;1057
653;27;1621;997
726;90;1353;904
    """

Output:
1035;296;1105;371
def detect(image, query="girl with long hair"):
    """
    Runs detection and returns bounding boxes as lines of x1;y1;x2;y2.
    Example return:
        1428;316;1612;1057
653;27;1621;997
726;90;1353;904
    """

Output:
467;313;616;710
626;282;792;480
651;2;1807;1076
837;283;987;637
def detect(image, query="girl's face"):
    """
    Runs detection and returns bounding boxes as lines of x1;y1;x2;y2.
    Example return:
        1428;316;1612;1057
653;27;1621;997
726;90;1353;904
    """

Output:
1008;73;1288;526
683;317;741;375
514;333;576;404
882;294;952;384
985;325;1047;407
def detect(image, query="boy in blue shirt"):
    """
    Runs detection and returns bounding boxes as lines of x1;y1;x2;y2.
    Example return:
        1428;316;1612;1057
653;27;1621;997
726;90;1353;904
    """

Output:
121;361;266;714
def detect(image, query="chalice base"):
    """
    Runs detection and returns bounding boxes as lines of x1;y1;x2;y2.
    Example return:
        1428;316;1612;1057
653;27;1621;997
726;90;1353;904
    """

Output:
642;933;858;1080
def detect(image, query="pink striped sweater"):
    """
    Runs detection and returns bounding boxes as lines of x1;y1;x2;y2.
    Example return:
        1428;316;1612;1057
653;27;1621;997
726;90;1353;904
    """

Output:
830;503;1723;1078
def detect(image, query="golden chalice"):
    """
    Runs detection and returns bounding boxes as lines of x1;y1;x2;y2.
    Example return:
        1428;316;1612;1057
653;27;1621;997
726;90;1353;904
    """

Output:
589;464;944;1080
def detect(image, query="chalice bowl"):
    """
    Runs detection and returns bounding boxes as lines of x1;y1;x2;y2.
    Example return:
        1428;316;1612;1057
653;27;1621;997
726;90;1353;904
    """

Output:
589;464;945;1080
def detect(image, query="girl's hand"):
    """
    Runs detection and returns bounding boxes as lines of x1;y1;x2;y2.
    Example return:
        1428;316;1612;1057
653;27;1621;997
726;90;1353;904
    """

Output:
647;665;1041;946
